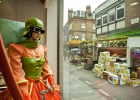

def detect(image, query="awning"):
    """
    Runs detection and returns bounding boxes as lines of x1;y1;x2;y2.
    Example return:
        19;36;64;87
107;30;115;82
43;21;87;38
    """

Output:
109;29;140;38
67;40;83;45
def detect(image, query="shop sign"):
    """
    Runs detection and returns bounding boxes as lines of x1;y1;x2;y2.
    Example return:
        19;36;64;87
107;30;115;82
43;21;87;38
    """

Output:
131;17;139;24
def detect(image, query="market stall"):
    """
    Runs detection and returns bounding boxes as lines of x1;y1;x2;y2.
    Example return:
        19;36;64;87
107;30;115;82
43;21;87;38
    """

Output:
67;40;83;65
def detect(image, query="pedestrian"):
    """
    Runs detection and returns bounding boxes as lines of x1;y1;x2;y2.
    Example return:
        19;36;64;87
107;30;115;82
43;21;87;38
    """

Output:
7;17;62;100
67;50;70;61
64;49;67;61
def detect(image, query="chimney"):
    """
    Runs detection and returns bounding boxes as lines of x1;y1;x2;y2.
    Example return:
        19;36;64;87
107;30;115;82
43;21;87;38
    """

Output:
86;5;91;13
68;8;73;22
86;5;92;19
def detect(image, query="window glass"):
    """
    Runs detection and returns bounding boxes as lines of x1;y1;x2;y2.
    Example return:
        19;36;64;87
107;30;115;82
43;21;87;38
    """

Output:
96;16;101;27
81;11;85;17
102;13;107;25
81;23;85;28
116;3;125;20
82;33;85;40
117;8;124;19
109;8;115;22
92;24;95;29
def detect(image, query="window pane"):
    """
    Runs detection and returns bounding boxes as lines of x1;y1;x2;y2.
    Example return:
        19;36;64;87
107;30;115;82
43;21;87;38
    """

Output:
109;12;115;22
103;15;107;24
117;8;124;19
97;19;101;26
82;23;85;28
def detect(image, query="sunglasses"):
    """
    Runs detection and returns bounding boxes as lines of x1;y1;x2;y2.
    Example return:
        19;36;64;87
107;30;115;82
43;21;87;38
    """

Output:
31;26;45;34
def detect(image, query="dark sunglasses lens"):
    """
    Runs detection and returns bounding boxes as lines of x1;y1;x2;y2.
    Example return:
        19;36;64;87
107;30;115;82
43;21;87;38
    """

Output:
41;29;45;34
35;27;40;32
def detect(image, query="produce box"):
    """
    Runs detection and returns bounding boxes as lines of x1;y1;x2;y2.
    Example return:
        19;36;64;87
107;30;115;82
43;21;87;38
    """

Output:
100;51;110;57
108;73;118;85
128;78;140;87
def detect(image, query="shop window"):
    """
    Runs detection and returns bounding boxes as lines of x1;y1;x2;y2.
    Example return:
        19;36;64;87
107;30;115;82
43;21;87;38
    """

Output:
96;16;101;27
116;3;125;20
109;8;115;23
102;13;108;25
81;23;85;28
82;33;85;41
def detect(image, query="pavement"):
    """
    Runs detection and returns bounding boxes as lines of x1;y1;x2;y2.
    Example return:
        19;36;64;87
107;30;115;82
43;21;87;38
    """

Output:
63;60;140;100
63;61;107;100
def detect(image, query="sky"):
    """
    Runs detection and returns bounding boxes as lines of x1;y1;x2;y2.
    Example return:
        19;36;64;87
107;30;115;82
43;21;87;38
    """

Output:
63;0;106;25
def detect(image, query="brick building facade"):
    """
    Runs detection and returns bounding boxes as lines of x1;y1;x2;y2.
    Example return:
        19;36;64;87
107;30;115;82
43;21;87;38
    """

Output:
66;6;96;42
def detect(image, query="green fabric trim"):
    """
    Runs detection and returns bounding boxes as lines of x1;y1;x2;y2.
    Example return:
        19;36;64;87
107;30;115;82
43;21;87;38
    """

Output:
17;40;39;49
21;57;45;79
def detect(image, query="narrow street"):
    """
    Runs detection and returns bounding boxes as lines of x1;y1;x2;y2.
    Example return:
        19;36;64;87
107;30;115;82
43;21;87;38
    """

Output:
63;61;140;100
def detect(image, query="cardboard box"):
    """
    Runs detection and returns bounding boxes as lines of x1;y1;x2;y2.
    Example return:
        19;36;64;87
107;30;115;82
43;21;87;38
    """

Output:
106;56;116;61
93;68;103;78
131;71;137;78
110;61;116;67
115;69;130;75
100;51;110;57
101;71;109;80
119;79;127;85
128;78;140;87
120;63;128;69
119;74;130;80
108;73;118;85
137;71;140;79
94;64;104;70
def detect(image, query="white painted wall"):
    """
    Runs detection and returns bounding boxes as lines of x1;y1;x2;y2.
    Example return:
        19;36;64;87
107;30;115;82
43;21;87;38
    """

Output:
47;0;58;83
109;23;115;31
97;28;101;34
102;26;108;32
116;20;125;29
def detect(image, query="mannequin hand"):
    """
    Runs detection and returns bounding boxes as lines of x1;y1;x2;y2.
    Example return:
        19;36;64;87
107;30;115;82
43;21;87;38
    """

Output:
50;85;55;94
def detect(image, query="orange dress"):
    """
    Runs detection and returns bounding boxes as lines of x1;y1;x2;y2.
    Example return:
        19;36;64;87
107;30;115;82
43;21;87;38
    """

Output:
8;40;62;100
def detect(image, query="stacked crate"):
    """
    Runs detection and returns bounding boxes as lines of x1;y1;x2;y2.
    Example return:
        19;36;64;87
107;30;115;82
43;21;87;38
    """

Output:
93;51;110;77
113;63;130;85
93;64;104;78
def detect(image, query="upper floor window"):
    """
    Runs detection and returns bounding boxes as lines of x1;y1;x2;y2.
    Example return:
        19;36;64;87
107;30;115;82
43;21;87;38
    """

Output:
116;3;125;20
102;12;108;25
82;33;85;41
109;8;115;23
96;16;101;27
92;24;95;29
81;23;85;28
